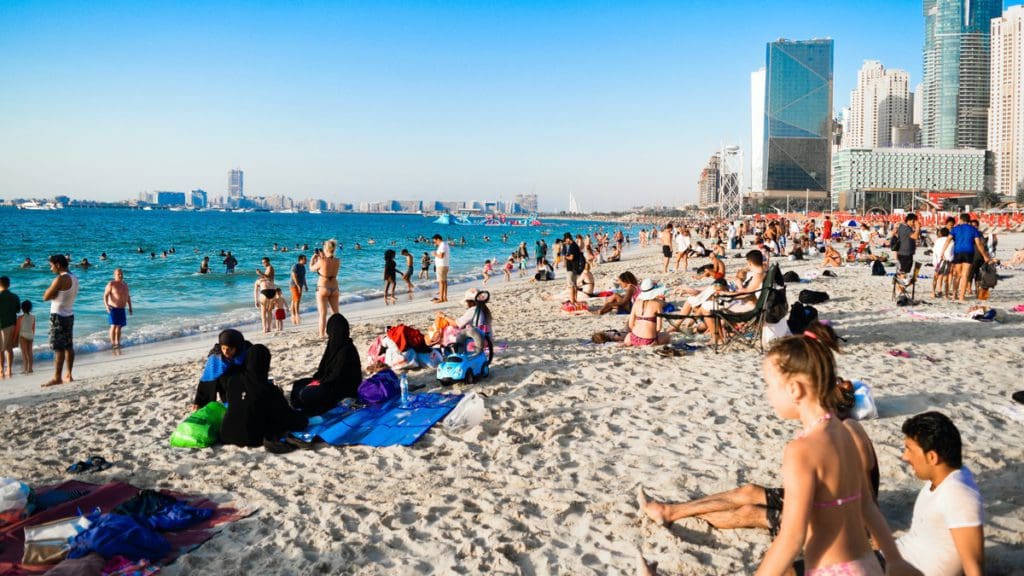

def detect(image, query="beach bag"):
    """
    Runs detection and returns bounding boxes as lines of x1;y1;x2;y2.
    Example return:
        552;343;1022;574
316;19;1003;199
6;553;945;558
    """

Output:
443;392;485;430
561;301;588;313
765;269;788;324
851;381;879;420
979;262;998;290
367;335;387;362
0;478;33;527
358;369;401;404
798;289;829;305
169;402;226;449
871;261;886;276
786;302;819;334
67;513;170;562
22;515;92;565
426;315;455;345
782;271;800;283
387;325;426;352
383;339;417;371
762;318;791;346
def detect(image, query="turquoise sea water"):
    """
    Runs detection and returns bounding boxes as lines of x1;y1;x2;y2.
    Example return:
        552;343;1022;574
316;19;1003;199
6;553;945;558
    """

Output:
0;208;624;357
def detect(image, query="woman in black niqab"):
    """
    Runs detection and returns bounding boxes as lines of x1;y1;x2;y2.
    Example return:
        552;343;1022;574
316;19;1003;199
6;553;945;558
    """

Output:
290;313;362;415
220;344;308;447
192;329;252;409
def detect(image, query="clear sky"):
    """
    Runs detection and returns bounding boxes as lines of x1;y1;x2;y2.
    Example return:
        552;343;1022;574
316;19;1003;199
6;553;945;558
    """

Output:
1;1;1020;211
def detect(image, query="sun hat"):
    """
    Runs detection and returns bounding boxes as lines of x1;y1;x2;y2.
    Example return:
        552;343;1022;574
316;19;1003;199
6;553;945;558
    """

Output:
464;288;480;302
638;279;665;301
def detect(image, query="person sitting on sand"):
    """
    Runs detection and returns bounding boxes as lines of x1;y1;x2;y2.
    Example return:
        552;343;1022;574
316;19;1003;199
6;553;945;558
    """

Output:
823;243;843;267
577;261;596;296
607;244;622;262
290;313;362;415
624;279;670;347
638;322;917;576
533;258;554;282
596;272;639;315
193;329;251;410
220;344;308;449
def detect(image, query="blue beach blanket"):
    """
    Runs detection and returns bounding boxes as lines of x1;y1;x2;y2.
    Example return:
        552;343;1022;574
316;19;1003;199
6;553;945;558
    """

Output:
291;393;462;447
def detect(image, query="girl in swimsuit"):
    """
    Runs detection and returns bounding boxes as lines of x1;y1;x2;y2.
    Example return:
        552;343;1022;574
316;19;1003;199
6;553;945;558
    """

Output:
753;324;918;576
311;239;341;338
624;279;668;347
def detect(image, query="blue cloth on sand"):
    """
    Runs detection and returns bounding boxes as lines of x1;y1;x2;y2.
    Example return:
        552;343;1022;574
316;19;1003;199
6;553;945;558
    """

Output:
291;393;462;447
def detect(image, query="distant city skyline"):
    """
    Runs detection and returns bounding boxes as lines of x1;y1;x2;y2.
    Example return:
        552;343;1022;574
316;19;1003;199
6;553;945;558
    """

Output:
2;1;1022;211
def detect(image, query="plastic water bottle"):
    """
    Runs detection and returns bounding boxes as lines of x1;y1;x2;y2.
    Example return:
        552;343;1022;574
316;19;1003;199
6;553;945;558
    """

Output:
399;373;410;405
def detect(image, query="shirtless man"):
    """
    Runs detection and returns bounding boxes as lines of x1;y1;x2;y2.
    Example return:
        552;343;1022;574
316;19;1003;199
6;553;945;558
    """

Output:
42;255;78;386
660;223;674;273
103;268;133;348
400;248;415;293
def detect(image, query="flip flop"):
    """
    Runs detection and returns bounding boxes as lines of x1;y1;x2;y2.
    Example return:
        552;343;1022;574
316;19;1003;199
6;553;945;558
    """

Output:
87;456;112;472
887;349;911;358
66;460;93;474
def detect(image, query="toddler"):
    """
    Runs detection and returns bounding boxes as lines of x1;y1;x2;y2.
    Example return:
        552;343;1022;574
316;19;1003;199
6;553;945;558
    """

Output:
482;259;493;285
272;288;287;332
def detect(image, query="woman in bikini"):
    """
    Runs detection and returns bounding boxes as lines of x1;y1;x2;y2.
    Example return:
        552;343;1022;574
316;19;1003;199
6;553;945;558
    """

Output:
639;322;919;576
596;272;639;315
310;239;341;339
624;279;669;347
254;257;277;334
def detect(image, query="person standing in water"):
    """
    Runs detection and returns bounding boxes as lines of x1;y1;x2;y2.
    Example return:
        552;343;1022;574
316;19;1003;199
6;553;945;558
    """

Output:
400;249;415;294
103;268;133;348
289;254;307;325
310;239;340;338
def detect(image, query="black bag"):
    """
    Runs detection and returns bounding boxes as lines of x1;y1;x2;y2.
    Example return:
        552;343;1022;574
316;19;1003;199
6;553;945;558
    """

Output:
782;271;800;283
889;235;901;252
764;265;789;324
979;262;998;289
786;302;819;334
871;261;886;276
798;289;830;304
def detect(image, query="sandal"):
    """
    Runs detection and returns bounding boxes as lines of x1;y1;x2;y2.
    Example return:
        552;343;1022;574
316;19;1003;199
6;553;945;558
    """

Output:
66;455;112;474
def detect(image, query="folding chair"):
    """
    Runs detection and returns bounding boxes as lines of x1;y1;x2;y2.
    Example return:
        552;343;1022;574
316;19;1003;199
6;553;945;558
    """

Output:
706;264;781;354
892;261;923;302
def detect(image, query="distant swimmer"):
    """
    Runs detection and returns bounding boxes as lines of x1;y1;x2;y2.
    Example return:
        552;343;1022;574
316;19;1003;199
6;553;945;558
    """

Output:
199;256;210;274
354;243;362;250
100;252;108;261
150;252;156;260
273;243;279;251
77;258;91;270
137;247;144;253
20;258;35;269
367;239;376;245
223;251;237;273
161;251;168;259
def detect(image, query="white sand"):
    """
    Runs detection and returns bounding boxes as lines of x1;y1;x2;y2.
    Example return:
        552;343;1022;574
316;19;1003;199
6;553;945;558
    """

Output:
2;233;1022;574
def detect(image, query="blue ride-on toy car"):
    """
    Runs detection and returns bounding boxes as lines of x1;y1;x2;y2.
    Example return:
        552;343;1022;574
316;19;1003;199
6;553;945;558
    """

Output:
436;289;493;385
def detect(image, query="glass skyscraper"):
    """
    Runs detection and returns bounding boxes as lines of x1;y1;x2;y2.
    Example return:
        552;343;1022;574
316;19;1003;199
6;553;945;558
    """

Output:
762;38;834;192
920;0;1002;149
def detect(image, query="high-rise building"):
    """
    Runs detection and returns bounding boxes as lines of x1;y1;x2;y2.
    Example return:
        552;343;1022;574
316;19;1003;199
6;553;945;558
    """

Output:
920;0;1002;149
514;193;538;213
228;169;244;197
189;189;207;208
761;38;834;194
989;5;1024;199
750;68;766;193
847;61;911;148
697;153;721;209
155;191;187;206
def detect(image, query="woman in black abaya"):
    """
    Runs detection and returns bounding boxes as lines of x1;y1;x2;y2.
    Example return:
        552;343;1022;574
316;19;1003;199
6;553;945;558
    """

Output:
290;313;362;415
220;344;308;448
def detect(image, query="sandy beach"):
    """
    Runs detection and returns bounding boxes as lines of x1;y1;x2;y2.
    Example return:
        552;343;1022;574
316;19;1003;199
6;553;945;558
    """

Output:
2;233;1023;575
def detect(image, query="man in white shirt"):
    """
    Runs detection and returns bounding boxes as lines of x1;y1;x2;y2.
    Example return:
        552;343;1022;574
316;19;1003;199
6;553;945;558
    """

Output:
432;234;450;303
673;228;692;272
895;411;984;576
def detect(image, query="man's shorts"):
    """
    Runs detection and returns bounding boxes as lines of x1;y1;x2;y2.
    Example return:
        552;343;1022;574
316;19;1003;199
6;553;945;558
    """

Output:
897;255;914;274
0;325;15;351
662;245;672;258
436;266;449;283
108;307;127;327
290;285;302;301
567;271;580;288
49;314;74;351
952;252;974;264
764;487;785;538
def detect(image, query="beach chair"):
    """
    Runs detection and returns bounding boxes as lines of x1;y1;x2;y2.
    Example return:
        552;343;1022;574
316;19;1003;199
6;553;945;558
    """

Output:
706;264;781;354
892;261;923;302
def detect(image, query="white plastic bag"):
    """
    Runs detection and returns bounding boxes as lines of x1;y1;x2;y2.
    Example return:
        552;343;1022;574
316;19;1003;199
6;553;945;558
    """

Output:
443;392;485;430
851;381;878;420
0;477;31;514
762;318;791;346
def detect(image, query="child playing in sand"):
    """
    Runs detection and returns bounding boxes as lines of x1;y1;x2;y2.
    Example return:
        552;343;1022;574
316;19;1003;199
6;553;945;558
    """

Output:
272;288;287;333
503;257;514;282
482;259;493;285
17;300;34;373
383;249;397;304
639;323;919;576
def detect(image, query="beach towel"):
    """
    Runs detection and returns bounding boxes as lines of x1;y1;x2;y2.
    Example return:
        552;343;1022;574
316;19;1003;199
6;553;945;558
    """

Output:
0;481;251;575
290;393;462;447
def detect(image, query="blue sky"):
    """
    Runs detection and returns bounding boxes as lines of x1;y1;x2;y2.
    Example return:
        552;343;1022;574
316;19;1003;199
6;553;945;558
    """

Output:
1;1;1020;211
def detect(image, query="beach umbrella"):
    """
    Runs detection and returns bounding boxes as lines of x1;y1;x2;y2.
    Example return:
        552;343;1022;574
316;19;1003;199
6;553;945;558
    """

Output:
845;219;859;227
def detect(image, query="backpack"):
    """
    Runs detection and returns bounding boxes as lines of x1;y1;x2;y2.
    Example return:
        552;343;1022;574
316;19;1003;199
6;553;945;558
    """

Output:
572;247;586;274
889;234;901;252
386;324;426;352
782;271;800;283
786;302;819;334
764;265;789;324
979;262;998;289
798;289;830;305
871;261;886;276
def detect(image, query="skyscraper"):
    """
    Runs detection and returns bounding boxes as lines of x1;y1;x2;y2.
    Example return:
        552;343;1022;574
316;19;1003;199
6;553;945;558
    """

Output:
762;38;834;193
750;68;766;193
920;0;1002;149
847;61;911;148
989;5;1024;198
228;169;244;198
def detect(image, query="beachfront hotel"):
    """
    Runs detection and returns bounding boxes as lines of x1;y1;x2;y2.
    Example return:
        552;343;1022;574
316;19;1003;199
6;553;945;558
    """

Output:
750;38;833;208
988;5;1024;199
919;0;1001;150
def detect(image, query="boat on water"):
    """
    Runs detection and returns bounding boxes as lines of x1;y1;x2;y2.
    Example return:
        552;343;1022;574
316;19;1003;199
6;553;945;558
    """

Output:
17;201;64;210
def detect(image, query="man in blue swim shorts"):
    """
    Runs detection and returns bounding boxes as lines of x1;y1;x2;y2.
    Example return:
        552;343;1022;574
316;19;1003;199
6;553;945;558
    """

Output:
103;268;133;348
